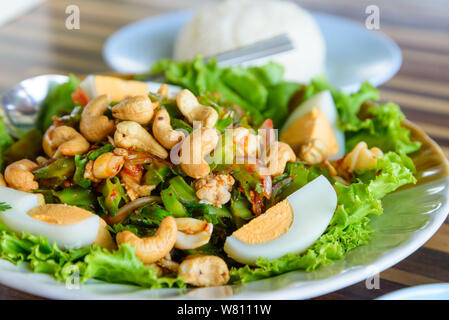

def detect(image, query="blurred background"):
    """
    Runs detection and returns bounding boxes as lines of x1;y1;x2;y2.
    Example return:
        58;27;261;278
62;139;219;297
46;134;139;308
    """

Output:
0;0;448;299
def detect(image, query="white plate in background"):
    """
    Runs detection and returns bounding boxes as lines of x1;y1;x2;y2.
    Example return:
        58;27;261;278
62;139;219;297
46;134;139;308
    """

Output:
378;283;449;300
103;10;402;92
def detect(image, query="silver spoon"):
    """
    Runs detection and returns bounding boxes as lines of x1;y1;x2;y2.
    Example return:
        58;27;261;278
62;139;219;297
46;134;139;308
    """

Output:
0;74;69;138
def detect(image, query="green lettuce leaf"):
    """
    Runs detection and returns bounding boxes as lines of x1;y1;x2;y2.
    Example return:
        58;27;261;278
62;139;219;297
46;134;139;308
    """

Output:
0;117;14;170
152;57;300;127
303;77;420;155
302;76;379;132
0;223;185;289
66;244;185;288
346;103;421;154
357;152;417;200
37;74;80;132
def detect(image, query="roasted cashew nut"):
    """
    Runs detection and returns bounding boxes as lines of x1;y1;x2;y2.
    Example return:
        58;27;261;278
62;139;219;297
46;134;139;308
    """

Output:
178;255;230;287
267;141;296;177
80;95;115;142
340;141;383;173
176;89;218;128
0;173;6;187
299;138;329;165
116;216;177;264
180;127;219;179
4;159;39;192
92;152;124;179
43;125;90;157
111;95;156;125
114;121;168;159
158;84;168;99
174;218;213;250
152;108;185;149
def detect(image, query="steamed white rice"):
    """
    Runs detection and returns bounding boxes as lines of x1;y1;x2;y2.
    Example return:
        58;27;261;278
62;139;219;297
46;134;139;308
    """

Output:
174;0;326;83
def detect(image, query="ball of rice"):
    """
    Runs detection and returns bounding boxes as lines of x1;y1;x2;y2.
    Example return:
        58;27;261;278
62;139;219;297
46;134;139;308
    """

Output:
173;0;326;83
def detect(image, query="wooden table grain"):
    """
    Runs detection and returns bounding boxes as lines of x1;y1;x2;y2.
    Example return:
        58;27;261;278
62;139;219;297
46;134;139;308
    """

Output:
0;0;448;300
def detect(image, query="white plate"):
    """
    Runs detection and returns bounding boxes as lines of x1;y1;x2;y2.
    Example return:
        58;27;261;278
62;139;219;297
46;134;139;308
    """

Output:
378;283;449;300
103;10;402;92
0;173;447;300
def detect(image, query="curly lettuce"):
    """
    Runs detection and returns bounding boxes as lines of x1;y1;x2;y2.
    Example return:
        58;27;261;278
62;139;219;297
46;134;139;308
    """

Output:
345;103;421;155
303;76;420;155
152;57;300;127
0;224;185;288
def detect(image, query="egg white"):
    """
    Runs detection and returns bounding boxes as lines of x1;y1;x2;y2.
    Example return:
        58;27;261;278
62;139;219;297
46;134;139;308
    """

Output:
224;175;337;265
281;90;346;160
0;186;100;250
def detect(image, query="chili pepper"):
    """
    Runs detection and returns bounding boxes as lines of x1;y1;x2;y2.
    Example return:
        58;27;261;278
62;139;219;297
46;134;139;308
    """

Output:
54;186;96;210
230;193;253;228
88;144;115;161
2;129;42;167
161;185;189;217
73;154;91;188
101;176;127;216
33;157;75;181
168;176;197;204
143;160;171;186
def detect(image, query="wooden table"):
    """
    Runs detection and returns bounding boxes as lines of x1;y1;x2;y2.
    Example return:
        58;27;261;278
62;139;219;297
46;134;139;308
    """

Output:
0;0;448;300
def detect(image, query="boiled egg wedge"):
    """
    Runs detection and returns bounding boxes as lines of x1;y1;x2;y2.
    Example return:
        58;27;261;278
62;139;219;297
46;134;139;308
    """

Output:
280;90;345;160
224;175;337;265
80;75;181;101
0;186;114;250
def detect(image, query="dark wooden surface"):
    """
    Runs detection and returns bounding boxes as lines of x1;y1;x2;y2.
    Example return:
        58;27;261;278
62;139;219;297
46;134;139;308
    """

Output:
0;0;448;300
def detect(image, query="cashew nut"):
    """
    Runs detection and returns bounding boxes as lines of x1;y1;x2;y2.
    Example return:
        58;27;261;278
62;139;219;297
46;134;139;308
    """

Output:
299;138;329;165
83;160;100;183
180;127;219;179
158;84;168;99
111;95;156;124
92;152;124;179
267;141;296;177
176;89;218;128
80;95;115;142
116;216;177;264
43;125;90;157
4;159;39;192
152;108;185;149
174;218;213;250
340;141;383;173
178;255;230;287
114;121;168;159
0;173;6;187
36;156;48;166
157;253;179;274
